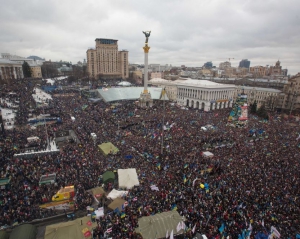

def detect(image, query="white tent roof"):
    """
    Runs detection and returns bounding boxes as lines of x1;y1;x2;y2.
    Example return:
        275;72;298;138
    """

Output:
107;189;128;200
202;151;214;157
118;168;139;189
118;81;132;86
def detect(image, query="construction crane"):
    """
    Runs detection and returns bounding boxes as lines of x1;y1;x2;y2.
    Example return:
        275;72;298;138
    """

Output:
228;58;234;62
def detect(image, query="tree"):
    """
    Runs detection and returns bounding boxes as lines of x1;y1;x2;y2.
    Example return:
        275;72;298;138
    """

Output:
257;104;269;120
22;61;32;78
250;101;257;114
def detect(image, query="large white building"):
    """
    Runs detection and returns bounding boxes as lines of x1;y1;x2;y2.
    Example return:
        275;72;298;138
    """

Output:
149;78;285;111
149;78;236;111
0;58;24;80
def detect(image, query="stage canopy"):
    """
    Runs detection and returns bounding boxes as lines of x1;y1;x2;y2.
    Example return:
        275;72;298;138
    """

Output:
98;142;119;155
44;216;97;239
135;211;185;239
98;87;164;102
118;168;139;189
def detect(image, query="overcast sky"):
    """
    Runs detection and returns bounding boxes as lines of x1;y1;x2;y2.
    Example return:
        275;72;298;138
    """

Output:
0;0;299;74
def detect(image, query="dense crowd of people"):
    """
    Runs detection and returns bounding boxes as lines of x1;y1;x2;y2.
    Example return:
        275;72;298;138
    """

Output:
0;79;299;238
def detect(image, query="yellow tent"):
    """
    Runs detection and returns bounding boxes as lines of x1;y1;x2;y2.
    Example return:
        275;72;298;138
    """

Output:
98;142;119;155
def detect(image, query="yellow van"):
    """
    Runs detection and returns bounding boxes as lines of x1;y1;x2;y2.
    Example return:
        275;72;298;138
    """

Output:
52;185;75;202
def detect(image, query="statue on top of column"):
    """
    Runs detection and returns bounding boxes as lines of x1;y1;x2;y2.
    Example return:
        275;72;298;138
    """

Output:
142;31;151;44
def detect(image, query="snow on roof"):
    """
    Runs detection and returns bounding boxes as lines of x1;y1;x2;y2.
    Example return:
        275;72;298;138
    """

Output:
118;81;132;86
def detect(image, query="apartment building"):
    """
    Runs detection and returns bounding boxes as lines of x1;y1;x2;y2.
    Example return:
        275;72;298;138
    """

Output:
86;38;129;80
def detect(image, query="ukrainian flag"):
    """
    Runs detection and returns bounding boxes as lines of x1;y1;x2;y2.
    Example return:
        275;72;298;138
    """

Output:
157;163;161;170
120;212;126;218
183;175;187;183
184;163;188;169
171;204;177;211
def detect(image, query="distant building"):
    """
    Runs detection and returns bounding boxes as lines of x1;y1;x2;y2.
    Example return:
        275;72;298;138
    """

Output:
249;66;267;77
1;53;41;78
280;74;300;112
239;59;250;68
151;72;164;79
203;62;213;69
219;61;231;70
0;58;24;80
86;38;129;80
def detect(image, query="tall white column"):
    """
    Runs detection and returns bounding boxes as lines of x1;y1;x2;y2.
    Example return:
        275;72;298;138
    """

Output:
20;67;24;78
144;52;148;92
13;67;17;79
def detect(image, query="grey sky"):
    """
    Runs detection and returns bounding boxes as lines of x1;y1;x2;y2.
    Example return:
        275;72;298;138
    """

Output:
0;0;299;74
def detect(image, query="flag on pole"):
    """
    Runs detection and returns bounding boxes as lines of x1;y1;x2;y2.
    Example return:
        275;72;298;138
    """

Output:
181;221;186;231
192;224;196;233
170;230;174;239
176;222;181;232
106;227;112;233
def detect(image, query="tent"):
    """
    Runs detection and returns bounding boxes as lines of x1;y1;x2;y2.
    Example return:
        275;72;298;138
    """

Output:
0;231;9;239
44;216;97;239
98;142;119;155
9;224;37;239
202;151;214;158
102;171;115;184
118;168;139;189
108;198;126;211
107;189;128;200
90;186;105;199
135;211;185;239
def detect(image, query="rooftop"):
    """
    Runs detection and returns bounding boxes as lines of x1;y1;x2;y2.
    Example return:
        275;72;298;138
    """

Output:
98;87;165;102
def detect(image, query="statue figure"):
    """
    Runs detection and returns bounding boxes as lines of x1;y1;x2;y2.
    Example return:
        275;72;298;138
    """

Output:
142;31;151;44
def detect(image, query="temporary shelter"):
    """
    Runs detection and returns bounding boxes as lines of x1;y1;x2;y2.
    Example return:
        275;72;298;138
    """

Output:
44;216;97;239
202;151;214;158
0;231;9;239
9;224;37;239
90;186;105;199
98;142;119;155
118;168;139;189
135;211;185;239
107;189;128;200
102;171;115;184
108;198;126;211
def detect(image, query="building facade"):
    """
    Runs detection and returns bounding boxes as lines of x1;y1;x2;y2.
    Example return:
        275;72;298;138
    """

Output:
235;86;281;109
1;53;42;78
219;61;231;70
149;78;235;110
280;74;300;112
0;59;24;81
249;66;267;77
239;59;250;68
86;38;129;80
29;64;42;78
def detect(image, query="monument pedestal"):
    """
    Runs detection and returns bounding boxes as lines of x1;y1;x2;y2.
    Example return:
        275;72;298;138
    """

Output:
139;91;153;108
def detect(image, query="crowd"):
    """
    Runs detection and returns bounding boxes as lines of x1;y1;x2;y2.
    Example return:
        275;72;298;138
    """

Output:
0;79;299;239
